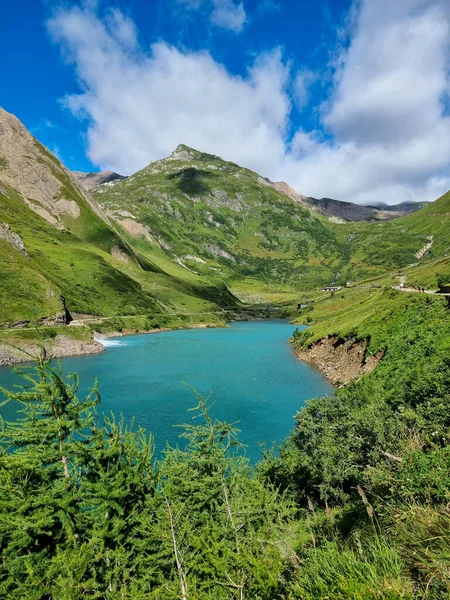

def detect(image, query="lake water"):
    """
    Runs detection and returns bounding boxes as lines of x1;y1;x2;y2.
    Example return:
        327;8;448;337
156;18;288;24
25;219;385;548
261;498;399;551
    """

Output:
0;320;334;461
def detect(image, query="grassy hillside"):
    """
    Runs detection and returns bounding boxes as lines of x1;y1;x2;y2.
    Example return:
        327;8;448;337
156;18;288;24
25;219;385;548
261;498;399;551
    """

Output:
1;106;450;334
0;182;238;328
0;113;243;331
94;145;450;293
292;286;448;352
93;144;349;290
329;191;450;285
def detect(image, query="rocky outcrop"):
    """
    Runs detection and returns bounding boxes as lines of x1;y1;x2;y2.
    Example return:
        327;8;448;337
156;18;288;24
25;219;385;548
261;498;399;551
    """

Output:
268;180;310;206
295;336;384;386
0;334;104;366
72;170;127;190
0;107;108;228
204;244;236;262
0;222;28;256
111;245;131;263
117;218;155;242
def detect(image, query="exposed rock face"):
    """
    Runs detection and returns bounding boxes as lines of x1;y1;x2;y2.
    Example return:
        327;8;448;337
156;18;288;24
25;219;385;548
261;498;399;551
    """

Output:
72;170;127;190
168;144;198;162
0;335;104;366
185;254;206;264
111;245;131;263
0;222;28;256
268;179;426;222
269;180;310;206
118;218;155;242
295;336;384;385
53;199;81;218
0;107;107;227
204;244;236;262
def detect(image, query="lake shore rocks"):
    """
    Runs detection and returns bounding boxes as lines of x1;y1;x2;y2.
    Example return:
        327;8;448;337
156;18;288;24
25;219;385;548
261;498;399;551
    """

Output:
0;323;224;366
295;335;384;386
0;334;104;366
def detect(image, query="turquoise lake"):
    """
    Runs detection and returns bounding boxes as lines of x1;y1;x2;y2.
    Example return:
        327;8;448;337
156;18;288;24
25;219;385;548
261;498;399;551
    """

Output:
0;320;334;461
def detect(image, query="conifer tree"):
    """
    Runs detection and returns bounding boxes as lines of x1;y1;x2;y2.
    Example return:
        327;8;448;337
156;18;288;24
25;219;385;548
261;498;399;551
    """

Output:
0;356;99;597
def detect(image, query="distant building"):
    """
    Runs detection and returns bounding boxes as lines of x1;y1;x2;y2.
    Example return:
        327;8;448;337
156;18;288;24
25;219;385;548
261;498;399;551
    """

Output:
320;286;342;292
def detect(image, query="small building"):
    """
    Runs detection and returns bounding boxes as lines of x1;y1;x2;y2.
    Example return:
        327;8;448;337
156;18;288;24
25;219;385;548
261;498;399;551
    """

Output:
320;286;342;292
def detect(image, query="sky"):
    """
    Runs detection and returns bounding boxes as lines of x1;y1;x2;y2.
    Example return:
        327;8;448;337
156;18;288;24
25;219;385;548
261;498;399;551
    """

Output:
1;0;450;205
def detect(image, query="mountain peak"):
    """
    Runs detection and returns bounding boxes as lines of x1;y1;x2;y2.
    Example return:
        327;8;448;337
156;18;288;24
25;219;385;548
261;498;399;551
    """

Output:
72;170;127;191
168;144;202;161
0;106;107;228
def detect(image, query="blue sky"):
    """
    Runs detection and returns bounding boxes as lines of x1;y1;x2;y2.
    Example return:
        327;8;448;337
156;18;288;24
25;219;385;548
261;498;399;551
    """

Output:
1;1;350;171
2;0;450;204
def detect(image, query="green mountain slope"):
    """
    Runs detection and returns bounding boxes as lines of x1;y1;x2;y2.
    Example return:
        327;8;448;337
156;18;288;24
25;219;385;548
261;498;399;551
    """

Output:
93;144;450;291
330;190;450;286
0;109;238;329
2;106;450;332
93;144;348;289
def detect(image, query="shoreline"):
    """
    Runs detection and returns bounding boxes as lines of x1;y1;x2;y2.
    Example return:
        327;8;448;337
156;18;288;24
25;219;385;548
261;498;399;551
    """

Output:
293;335;384;386
0;308;291;367
0;321;228;367
0;315;297;367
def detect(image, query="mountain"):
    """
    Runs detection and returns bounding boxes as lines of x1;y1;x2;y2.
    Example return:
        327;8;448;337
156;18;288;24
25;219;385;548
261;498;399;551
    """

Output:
93;144;447;288
72;170;127;190
0;109;237;330
1;108;448;334
92;144;347;289
268;180;427;222
368;200;429;213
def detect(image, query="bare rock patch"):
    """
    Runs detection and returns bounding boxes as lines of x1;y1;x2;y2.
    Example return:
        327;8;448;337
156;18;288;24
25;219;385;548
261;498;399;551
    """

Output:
295;336;384;386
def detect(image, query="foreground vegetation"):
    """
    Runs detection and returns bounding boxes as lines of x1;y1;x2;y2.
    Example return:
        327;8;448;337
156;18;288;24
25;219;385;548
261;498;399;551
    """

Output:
1;287;449;599
1;111;449;597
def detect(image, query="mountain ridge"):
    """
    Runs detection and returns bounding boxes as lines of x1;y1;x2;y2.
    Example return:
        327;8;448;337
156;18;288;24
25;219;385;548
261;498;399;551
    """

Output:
1;112;449;339
0;109;239;333
72;170;127;191
76;143;427;223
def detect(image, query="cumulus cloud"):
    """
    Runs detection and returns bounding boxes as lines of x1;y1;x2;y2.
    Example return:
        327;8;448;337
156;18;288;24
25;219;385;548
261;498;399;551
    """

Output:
48;0;450;205
177;0;247;32
210;0;246;32
47;5;287;175
283;0;450;204
292;69;317;110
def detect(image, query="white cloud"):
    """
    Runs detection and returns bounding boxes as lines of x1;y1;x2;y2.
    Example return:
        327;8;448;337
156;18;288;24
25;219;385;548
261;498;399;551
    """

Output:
47;6;287;175
283;0;450;204
177;0;247;32
292;69;317;110
210;0;246;32
48;0;450;205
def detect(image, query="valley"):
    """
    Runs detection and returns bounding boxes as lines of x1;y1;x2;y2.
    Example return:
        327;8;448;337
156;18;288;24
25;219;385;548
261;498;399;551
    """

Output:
1;104;450;599
1;105;449;365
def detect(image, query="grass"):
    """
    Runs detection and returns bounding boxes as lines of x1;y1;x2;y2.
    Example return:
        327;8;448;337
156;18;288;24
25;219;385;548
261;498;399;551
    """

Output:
0;176;238;329
292;286;449;356
289;501;450;599
93;146;348;289
292;534;411;599
2;133;450;351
